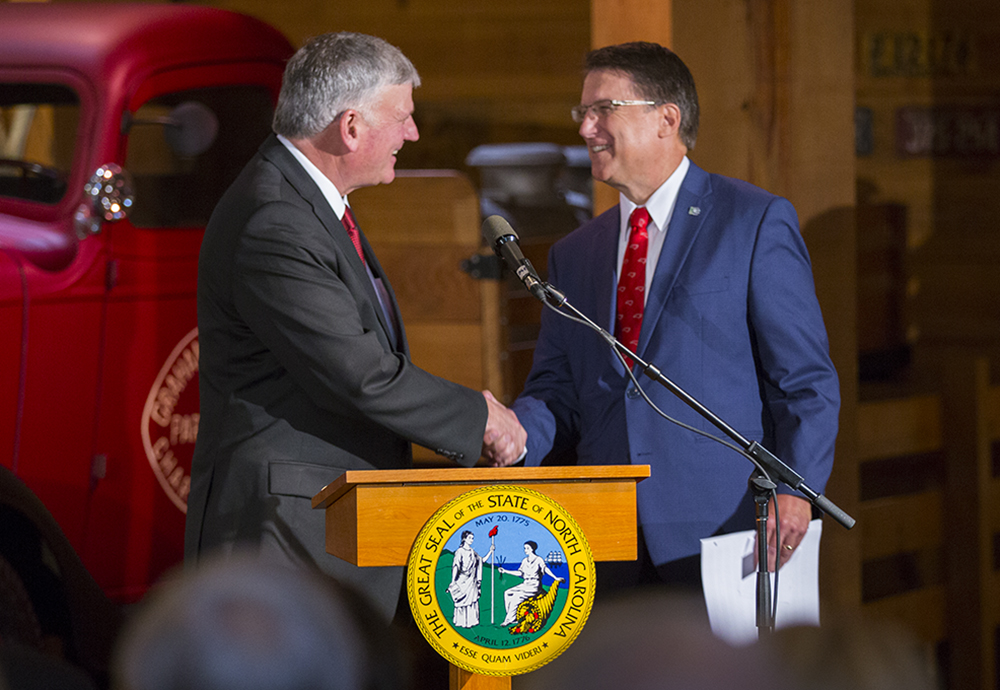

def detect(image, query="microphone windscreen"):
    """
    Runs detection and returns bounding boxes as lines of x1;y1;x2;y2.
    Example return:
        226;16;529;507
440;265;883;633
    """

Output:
481;215;518;244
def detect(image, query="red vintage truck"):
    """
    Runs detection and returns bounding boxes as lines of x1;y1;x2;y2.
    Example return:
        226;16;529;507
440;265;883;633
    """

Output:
0;2;292;606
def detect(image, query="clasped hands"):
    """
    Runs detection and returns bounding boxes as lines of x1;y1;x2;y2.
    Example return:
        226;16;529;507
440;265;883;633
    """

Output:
481;390;527;467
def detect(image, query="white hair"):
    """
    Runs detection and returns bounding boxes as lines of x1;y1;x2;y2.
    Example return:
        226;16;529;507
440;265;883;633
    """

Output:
273;32;420;139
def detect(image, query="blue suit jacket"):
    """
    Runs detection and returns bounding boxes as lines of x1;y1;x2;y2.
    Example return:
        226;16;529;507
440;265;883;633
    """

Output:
512;162;840;565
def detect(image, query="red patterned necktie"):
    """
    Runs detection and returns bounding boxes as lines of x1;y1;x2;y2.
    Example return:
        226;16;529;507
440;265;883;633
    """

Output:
615;206;650;369
341;207;366;266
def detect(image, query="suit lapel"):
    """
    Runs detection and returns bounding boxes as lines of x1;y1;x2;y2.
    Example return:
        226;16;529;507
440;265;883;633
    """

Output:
356;225;408;355
586;209;624;371
594;209;620;334
259;136;400;351
635;162;713;359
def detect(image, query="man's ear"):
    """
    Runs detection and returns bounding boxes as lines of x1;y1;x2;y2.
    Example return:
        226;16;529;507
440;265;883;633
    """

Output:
659;103;682;139
339;109;363;152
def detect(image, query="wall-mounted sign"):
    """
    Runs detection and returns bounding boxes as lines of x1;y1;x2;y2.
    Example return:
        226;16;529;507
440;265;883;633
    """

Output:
897;106;999;158
865;31;975;78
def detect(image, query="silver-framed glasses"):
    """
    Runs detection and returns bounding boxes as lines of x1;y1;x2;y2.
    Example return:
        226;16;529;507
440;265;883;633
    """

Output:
571;99;659;123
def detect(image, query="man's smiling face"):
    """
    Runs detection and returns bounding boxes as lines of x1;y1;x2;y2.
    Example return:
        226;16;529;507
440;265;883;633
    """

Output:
578;69;671;204
354;82;419;189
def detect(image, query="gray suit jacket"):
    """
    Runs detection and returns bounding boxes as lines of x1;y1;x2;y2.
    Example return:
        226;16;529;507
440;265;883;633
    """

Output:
185;134;488;619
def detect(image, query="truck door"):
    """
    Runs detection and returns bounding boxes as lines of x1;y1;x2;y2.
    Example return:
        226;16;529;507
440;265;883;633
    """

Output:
83;66;280;601
0;79;106;551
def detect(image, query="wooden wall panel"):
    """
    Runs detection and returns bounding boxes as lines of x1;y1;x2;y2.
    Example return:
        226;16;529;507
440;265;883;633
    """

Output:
856;0;1000;372
856;358;1000;690
588;0;673;215
192;0;589;171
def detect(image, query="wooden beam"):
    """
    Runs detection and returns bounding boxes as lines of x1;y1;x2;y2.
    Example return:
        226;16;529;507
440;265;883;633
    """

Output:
941;356;995;690
857;395;942;460
588;0;673;215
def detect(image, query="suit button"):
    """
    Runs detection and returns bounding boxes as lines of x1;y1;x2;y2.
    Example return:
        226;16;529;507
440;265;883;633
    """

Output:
627;388;640;399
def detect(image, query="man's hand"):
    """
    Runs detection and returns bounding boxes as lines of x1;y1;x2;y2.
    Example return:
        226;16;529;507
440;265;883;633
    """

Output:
481;390;526;467
765;494;812;570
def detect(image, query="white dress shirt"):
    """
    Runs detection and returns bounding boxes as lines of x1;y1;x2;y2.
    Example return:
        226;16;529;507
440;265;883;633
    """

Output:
616;155;691;305
276;134;400;348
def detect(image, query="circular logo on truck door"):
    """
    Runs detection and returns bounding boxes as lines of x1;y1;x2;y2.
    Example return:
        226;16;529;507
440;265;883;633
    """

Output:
141;327;199;513
407;485;596;676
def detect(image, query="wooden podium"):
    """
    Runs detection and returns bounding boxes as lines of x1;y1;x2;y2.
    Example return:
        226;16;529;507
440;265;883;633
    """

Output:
312;465;649;690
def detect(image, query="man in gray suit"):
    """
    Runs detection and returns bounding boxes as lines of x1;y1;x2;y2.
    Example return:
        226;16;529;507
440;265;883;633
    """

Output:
185;32;525;621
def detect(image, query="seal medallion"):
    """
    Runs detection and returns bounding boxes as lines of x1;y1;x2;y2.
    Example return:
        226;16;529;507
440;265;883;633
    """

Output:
140;327;199;512
407;485;596;676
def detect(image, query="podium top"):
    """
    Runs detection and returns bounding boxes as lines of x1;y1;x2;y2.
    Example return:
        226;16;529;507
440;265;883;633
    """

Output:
311;465;650;510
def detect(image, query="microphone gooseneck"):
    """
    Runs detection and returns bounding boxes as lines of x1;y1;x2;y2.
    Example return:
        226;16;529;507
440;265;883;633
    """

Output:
481;215;547;301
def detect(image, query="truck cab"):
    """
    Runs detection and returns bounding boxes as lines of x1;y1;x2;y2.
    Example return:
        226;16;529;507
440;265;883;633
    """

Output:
0;3;292;602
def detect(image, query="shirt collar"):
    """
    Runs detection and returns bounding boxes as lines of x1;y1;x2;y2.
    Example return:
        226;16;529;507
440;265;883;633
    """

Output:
277;133;351;219
619;155;690;235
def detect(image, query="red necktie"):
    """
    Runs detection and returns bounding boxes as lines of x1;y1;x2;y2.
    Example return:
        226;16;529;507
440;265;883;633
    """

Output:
615;207;650;369
341;207;366;266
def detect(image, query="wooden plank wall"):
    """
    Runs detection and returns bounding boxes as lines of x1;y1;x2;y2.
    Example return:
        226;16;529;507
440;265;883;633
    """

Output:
854;5;1000;686
855;0;1000;375
858;355;1000;690
189;0;589;174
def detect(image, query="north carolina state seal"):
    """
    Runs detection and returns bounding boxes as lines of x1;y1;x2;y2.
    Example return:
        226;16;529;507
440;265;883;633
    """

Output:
407;485;596;676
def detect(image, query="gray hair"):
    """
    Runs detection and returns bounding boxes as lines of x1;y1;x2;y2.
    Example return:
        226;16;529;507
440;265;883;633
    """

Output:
113;556;387;690
273;32;421;139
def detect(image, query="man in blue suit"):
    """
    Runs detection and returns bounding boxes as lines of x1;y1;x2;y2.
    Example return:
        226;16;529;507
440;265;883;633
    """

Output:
508;42;840;590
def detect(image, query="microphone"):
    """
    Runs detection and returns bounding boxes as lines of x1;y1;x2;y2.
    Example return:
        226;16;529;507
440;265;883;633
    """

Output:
481;215;547;301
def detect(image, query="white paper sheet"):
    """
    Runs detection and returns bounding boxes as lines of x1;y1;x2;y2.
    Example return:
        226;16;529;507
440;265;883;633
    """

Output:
700;518;822;646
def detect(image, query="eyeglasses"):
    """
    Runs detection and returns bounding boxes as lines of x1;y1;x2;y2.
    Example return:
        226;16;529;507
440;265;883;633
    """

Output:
571;99;659;124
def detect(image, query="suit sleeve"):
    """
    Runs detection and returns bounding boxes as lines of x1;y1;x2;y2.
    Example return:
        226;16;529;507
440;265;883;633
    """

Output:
511;246;581;465
231;199;487;463
747;197;840;493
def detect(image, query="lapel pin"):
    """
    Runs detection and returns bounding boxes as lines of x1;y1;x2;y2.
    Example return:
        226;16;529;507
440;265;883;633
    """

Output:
688;206;701;216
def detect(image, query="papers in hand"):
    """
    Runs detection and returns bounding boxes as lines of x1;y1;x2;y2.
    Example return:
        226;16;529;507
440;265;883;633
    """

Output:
700;518;822;646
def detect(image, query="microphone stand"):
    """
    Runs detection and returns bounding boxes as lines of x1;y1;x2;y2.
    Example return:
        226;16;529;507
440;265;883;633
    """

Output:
537;282;855;635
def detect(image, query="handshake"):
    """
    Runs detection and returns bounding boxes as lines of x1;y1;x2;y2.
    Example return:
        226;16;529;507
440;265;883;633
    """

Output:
480;390;527;467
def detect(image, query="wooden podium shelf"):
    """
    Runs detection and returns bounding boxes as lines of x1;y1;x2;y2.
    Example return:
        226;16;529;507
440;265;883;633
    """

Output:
311;465;649;567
